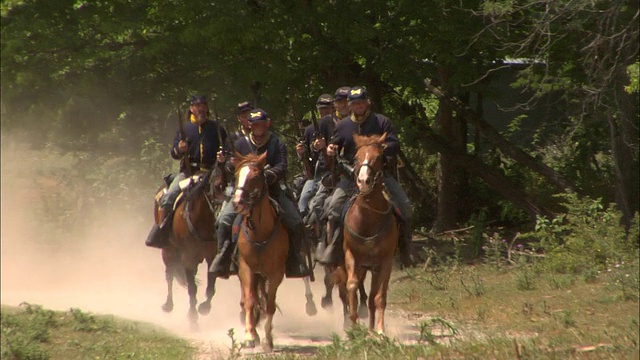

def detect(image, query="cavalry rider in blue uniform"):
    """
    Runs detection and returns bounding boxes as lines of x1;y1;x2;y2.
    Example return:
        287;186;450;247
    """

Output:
209;108;312;279
317;86;418;268
145;94;228;248
308;86;350;256
296;93;334;216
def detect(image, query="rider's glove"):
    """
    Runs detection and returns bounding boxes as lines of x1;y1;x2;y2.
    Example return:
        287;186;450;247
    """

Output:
264;169;277;185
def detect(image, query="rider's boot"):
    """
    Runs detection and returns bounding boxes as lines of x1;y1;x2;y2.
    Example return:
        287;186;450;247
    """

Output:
317;219;344;267
398;220;418;268
145;205;173;249
208;224;234;278
286;224;312;278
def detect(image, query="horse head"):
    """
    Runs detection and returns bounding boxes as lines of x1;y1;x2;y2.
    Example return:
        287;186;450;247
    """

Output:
353;133;387;195
232;151;268;215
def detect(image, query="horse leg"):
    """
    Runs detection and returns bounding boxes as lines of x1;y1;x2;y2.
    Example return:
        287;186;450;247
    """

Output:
161;264;175;313
358;274;369;319
262;273;283;353
240;264;259;348
336;268;350;330
369;261;393;334
198;270;216;315
255;277;266;324
321;266;334;310
345;252;365;327
185;268;199;331
303;276;318;316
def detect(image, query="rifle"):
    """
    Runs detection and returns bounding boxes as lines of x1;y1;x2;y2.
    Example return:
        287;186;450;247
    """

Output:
177;106;192;177
210;93;225;157
290;95;313;180
311;111;336;188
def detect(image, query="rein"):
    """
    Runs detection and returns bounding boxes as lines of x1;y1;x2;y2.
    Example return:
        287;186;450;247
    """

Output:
242;200;283;250
347;161;392;243
236;162;281;249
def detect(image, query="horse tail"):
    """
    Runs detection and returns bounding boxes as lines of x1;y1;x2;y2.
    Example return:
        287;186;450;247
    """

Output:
174;266;189;288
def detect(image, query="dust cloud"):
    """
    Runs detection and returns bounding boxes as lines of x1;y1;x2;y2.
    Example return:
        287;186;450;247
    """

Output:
0;136;420;356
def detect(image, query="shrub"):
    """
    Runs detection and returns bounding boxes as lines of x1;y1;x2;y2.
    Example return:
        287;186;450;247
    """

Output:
525;193;639;277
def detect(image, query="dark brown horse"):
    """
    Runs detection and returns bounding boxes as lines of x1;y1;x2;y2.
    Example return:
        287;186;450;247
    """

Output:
154;167;225;330
337;133;398;334
232;152;289;352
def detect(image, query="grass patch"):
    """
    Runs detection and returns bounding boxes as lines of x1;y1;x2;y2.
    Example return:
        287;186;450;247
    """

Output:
1;303;195;360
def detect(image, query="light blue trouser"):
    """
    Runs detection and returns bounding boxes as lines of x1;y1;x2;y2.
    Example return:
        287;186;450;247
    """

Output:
160;172;188;209
308;182;331;221
297;178;320;213
327;174;411;222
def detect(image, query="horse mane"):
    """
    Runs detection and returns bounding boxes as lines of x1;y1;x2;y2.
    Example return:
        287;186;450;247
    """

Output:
234;152;265;177
354;133;387;149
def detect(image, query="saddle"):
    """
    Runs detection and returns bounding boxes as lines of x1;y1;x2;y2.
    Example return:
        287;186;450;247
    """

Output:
154;172;209;211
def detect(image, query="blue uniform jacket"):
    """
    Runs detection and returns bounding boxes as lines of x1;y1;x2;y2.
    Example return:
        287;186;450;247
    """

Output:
170;116;228;173
234;132;288;192
331;112;400;164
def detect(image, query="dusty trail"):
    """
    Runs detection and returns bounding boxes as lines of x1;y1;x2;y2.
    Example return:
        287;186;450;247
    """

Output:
0;143;422;358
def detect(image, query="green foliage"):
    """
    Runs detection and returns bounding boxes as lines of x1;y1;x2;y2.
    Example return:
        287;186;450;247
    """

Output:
526;193;639;276
1;304;195;360
625;62;639;94
1;303;55;360
225;328;242;360
68;308;110;332
316;325;419;360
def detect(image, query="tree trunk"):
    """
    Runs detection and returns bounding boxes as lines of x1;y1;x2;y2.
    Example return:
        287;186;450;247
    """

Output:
424;78;577;194
433;68;467;232
420;123;555;222
610;68;639;229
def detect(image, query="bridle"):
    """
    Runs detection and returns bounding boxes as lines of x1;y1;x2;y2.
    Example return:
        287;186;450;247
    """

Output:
354;146;385;197
234;162;270;230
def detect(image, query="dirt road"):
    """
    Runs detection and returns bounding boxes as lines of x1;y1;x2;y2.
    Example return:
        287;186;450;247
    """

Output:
1;183;422;357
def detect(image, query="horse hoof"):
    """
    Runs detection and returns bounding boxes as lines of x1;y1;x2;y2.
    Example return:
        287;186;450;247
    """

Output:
305;301;318;316
358;304;369;319
198;302;211;315
321;297;333;310
243;339;256;349
161;303;173;313
261;339;274;353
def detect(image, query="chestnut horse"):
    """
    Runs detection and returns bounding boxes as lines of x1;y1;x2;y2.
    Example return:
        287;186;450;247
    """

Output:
337;133;398;334
154;166;225;330
232;152;289;352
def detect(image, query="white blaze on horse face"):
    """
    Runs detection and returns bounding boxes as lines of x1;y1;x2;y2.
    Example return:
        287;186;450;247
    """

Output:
357;153;370;186
233;165;250;205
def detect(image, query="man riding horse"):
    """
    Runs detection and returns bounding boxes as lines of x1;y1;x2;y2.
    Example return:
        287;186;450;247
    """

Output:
317;86;418;268
145;94;228;249
209;108;312;279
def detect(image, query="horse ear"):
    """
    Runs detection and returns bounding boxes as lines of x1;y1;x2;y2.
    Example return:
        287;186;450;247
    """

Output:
379;132;387;144
258;151;268;168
